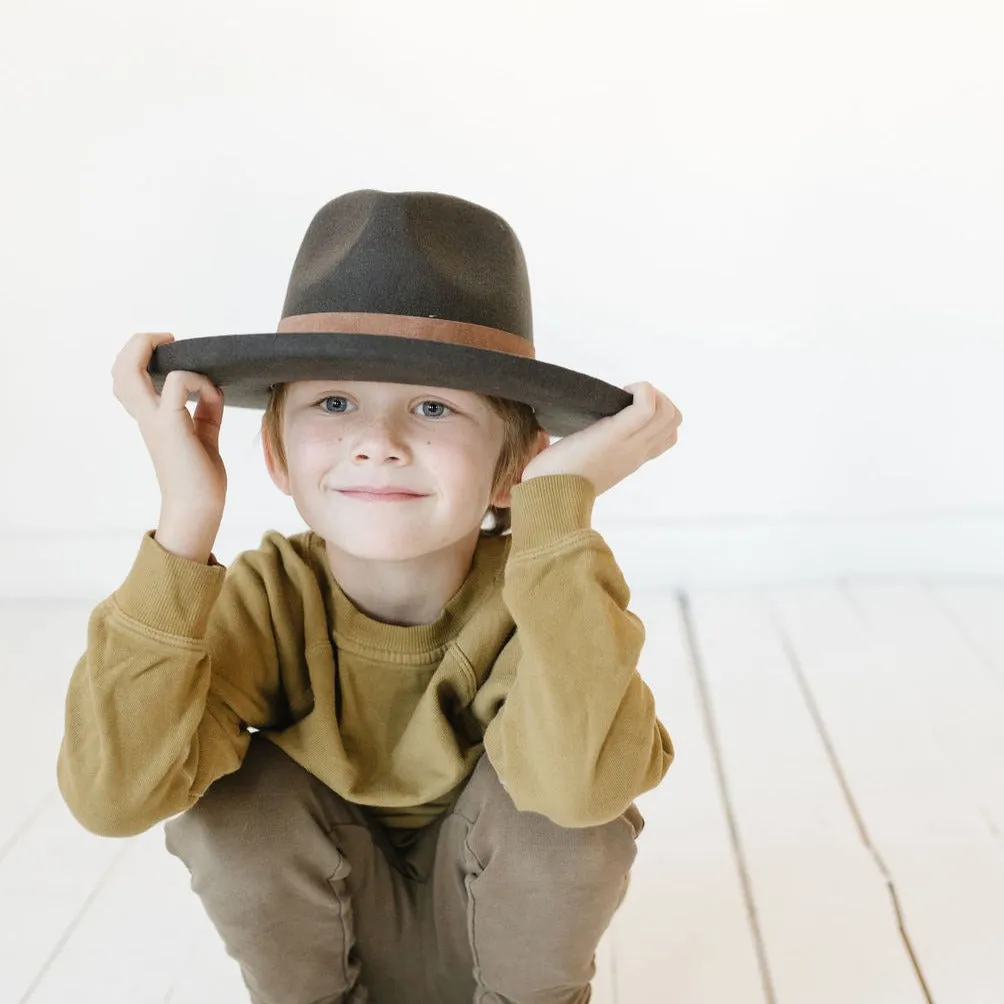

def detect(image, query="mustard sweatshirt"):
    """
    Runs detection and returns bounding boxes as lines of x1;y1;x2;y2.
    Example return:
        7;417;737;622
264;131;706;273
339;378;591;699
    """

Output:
56;474;674;840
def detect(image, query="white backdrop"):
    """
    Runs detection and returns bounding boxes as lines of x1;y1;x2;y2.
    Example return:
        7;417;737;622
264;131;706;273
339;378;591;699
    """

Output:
2;0;1002;597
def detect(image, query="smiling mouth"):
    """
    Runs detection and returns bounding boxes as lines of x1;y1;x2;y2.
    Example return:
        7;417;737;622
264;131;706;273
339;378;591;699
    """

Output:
335;490;427;502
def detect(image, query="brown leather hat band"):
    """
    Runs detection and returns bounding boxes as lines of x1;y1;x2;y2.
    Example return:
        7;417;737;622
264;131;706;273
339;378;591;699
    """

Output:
276;312;535;360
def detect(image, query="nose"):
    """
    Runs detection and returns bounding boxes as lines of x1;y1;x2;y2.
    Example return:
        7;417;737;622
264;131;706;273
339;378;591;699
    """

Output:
350;413;411;465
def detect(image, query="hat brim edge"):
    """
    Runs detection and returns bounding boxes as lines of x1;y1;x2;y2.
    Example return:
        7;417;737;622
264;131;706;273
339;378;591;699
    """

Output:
148;333;632;438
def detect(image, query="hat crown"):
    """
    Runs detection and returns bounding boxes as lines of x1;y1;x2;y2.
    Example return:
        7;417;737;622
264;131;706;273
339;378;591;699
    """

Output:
280;190;533;343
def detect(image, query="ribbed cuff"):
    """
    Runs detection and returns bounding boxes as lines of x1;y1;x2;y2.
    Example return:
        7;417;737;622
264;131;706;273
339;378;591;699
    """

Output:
508;474;596;554
113;531;227;638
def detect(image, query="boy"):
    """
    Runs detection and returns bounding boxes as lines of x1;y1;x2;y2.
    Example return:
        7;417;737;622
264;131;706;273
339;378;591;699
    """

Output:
57;190;683;1003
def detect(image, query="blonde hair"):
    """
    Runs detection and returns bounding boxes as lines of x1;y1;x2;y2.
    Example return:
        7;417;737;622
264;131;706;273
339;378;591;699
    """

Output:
260;383;543;536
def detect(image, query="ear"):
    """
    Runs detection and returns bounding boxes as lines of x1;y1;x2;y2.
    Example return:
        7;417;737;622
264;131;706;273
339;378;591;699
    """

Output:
491;429;551;508
262;433;292;496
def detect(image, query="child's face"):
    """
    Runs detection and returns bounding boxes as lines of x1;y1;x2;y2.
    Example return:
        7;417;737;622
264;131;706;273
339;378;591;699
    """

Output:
266;380;507;561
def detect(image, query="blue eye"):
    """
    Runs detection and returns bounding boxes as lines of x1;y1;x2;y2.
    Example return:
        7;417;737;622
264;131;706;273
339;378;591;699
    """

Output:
418;401;451;418
320;396;349;413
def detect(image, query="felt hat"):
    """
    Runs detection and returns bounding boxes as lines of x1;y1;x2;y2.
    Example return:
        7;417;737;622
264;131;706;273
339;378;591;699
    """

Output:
147;189;631;436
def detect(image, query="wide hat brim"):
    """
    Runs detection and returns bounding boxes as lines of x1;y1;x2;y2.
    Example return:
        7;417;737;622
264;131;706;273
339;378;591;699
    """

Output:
148;332;632;438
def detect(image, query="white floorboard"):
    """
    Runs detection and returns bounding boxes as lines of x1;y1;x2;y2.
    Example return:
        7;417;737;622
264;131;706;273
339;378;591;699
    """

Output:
612;593;766;1003
770;584;1004;1004
847;583;1004;834
689;589;927;1003
933;583;1004;682
164;900;248;1004
0;795;127;1002
0;603;90;858
26;825;200;1004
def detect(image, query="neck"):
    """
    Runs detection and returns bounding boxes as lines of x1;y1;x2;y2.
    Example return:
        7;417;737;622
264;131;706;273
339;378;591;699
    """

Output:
324;529;482;626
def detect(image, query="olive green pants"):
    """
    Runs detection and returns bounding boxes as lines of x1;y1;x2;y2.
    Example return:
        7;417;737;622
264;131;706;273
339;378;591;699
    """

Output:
164;732;643;1003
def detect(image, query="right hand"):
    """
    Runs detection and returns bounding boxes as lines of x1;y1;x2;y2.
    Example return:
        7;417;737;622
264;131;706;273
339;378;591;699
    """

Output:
112;332;227;557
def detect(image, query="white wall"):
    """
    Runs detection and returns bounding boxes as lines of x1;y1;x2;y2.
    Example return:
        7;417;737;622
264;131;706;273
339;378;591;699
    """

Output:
2;0;1002;597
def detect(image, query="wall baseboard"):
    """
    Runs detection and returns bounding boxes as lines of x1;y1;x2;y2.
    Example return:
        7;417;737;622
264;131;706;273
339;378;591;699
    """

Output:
2;515;1002;600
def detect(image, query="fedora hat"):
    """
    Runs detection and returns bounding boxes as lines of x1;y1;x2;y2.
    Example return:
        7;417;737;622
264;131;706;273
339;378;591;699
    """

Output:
147;189;632;437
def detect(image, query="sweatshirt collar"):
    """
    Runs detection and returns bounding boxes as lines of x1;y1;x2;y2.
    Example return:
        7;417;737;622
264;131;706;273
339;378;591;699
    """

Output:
307;531;510;658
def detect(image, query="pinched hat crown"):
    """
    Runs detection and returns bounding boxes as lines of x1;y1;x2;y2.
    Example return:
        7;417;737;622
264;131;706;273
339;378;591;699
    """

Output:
279;189;534;355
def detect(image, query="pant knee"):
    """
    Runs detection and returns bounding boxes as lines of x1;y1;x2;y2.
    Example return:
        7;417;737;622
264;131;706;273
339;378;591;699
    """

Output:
164;734;335;872
459;756;643;889
514;811;640;896
164;750;355;920
455;766;642;1001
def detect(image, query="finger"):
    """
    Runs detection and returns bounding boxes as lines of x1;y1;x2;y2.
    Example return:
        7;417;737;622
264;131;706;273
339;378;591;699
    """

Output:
633;388;681;460
192;384;224;450
626;383;682;430
160;370;216;414
618;382;660;436
139;331;176;349
121;331;175;375
112;333;176;415
136;333;180;404
622;381;654;406
652;394;681;448
139;332;177;375
657;391;681;426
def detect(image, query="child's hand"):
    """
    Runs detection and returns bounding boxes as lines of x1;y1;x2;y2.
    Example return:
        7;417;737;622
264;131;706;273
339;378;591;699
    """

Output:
521;382;682;497
112;332;228;561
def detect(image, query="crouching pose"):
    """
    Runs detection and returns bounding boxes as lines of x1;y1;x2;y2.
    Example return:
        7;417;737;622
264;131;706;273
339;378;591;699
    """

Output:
58;189;682;1003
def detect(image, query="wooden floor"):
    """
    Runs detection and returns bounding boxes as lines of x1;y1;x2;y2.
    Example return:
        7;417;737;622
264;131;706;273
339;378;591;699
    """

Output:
1;580;1003;1003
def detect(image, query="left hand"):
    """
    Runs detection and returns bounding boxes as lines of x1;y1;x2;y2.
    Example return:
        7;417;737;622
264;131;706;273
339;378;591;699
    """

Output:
521;382;683;496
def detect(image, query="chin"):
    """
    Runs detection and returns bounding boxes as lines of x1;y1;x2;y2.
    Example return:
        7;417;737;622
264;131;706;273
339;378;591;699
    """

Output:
305;514;479;562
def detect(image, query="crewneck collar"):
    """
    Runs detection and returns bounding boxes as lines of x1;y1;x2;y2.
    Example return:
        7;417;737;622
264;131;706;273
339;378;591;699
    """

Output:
307;531;510;659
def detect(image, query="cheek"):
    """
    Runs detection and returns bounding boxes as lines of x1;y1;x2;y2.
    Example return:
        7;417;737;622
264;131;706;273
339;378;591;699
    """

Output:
283;429;344;488
288;424;340;460
437;443;497;498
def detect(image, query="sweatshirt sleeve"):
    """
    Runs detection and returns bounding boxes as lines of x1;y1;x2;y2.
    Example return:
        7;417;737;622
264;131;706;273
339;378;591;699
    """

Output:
56;531;290;837
482;474;674;827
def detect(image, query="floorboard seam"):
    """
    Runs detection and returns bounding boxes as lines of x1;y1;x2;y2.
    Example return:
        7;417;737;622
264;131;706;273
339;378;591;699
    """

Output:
678;590;777;1004
19;839;134;1003
766;593;937;1004
0;790;58;866
925;581;1004;686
